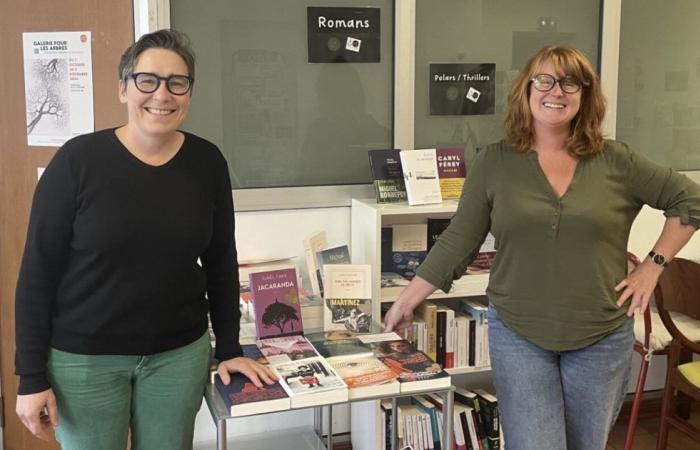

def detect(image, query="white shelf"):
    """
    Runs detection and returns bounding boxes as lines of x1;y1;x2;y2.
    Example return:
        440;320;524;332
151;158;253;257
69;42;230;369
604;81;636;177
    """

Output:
197;427;325;450
350;197;491;450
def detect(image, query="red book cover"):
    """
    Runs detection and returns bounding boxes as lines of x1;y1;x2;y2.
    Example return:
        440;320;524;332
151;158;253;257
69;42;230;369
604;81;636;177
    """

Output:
250;268;304;339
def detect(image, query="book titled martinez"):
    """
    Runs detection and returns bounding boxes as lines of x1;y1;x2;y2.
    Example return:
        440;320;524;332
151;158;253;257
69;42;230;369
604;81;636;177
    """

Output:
250;268;303;339
368;148;408;203
322;264;372;333
213;373;290;417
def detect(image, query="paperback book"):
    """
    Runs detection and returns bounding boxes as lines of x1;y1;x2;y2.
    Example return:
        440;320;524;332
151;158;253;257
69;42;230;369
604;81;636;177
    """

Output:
303;230;328;297
257;335;319;365
274;356;348;407
400;149;442;206
250;268;303;339
436;147;466;200
327;353;399;398
315;244;351;296
371;339;450;393
310;337;373;359
322;264;372;333
368;148;408;203
213;373;290;417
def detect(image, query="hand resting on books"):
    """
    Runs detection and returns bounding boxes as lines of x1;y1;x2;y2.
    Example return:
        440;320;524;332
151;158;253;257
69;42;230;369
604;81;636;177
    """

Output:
15;388;58;441
216;356;279;388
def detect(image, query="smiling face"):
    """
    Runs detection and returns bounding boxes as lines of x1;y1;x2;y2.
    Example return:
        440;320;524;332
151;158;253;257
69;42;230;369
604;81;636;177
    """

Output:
528;60;581;134
118;48;191;140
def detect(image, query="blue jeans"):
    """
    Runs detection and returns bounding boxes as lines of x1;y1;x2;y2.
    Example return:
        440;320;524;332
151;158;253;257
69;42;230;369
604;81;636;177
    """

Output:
488;305;633;450
47;332;211;450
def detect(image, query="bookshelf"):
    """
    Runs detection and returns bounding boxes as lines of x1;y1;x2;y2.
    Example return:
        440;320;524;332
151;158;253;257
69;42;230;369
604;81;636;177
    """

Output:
350;198;492;450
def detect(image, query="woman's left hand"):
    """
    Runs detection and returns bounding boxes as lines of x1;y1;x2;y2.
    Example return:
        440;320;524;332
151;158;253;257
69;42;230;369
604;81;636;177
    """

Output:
615;260;664;317
216;356;279;387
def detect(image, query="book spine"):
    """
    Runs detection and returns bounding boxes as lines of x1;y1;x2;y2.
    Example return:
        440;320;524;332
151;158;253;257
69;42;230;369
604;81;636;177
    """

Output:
468;319;476;367
445;309;455;369
436;310;446;367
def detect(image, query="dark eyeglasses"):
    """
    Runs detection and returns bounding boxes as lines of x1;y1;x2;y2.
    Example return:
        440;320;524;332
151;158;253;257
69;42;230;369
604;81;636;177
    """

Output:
128;72;193;95
530;73;583;94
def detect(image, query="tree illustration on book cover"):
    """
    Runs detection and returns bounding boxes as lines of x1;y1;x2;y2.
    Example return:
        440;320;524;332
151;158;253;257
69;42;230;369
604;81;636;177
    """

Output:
250;268;304;338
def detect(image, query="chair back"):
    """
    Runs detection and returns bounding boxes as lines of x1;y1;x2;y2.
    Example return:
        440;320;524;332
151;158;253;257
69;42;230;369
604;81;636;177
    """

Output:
655;257;700;352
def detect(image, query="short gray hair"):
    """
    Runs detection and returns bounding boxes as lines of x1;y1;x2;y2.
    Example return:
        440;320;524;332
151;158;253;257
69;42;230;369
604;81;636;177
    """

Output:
118;29;195;82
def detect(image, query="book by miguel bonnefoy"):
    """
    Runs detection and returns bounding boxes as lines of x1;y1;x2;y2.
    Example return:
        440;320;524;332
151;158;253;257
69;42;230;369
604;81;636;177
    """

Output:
274;356;348;408
213;372;290;417
322;264;372;333
368;148;408;203
400;149;442;206
314;244;351;297
367;338;450;393
256;335;319;365
250;268;303;339
435;147;466;200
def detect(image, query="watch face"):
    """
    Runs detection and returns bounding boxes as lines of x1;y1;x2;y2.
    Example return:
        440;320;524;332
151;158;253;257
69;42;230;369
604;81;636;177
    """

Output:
653;253;666;265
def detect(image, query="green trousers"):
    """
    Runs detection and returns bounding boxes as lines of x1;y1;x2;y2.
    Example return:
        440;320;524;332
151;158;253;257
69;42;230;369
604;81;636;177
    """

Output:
47;332;210;450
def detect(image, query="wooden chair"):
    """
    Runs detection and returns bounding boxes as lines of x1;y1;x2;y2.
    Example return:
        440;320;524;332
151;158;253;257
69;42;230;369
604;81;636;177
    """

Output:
623;253;672;450
654;258;700;449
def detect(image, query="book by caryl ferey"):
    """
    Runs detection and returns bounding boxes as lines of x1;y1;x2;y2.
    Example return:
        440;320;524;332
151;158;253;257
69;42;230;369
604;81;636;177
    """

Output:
372;340;447;382
214;373;289;416
257;335;319;365
368;148;408;203
250;268;303;339
436;147;466;200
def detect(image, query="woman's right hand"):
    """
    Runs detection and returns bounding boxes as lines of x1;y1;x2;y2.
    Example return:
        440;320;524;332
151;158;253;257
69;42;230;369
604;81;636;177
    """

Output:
383;299;415;340
16;388;58;441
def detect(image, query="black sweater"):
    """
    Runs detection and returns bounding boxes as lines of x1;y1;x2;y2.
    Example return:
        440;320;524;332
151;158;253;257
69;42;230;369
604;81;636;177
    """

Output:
15;129;242;395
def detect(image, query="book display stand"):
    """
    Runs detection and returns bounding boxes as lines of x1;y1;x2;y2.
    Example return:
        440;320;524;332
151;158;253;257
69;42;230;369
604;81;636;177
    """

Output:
204;380;455;450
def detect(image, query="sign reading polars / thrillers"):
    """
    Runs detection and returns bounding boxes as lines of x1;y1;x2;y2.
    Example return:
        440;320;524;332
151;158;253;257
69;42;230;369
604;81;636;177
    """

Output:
307;7;380;63
429;63;496;116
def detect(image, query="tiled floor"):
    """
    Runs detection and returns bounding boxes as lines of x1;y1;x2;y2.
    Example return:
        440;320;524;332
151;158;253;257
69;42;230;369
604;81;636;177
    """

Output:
606;398;700;450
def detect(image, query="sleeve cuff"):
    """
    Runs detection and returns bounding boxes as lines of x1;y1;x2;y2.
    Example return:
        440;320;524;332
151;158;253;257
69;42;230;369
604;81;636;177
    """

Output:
214;341;244;362
18;373;51;395
664;207;700;230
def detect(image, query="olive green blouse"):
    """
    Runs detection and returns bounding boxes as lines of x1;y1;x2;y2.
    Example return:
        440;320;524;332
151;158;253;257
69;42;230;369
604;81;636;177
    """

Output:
416;140;700;351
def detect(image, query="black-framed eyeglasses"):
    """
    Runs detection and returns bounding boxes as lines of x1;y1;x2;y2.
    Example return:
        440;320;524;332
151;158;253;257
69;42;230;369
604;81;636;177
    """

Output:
530;73;583;94
128;72;194;95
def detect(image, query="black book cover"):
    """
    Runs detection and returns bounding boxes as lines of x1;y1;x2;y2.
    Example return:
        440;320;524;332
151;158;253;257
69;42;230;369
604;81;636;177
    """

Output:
368;149;407;203
436;310;446;367
427;218;451;251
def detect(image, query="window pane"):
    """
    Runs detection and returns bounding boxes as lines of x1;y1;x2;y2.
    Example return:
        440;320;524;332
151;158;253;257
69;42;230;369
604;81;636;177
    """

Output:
617;0;700;169
415;0;601;160
171;0;393;188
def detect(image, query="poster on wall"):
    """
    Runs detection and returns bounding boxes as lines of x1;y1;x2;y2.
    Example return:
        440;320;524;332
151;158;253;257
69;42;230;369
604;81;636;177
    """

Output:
22;31;94;147
307;7;380;63
429;63;496;116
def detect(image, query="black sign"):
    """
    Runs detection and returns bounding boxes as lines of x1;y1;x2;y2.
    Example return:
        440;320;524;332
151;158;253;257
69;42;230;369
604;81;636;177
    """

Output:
307;7;380;63
429;63;496;115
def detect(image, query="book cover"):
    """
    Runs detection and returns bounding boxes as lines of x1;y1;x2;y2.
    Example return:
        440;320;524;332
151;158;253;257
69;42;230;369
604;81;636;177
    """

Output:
303;230;328;297
274;356;348;407
390;224;429;280
400;149;443;206
427;218;452;252
368;148;408;203
250;268;303;339
314;244;351;296
327;354;398;391
322;264;372;333
436;148;466;200
256;335;319;365
371;339;450;392
415;301;438;361
214;373;290;417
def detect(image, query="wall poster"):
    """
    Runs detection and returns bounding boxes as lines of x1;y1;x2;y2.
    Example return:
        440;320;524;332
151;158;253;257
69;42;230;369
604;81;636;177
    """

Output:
307;7;380;63
429;63;496;116
23;31;94;147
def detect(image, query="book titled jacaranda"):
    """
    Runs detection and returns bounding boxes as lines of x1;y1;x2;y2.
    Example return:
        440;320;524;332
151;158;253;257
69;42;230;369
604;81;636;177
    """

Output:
250;268;304;339
214;373;290;417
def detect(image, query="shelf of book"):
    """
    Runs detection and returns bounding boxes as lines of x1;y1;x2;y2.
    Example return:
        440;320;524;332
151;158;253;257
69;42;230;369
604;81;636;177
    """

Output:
445;365;491;376
380;273;489;302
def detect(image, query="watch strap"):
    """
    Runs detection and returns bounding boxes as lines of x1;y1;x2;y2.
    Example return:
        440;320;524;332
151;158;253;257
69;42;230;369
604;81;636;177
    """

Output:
648;250;669;267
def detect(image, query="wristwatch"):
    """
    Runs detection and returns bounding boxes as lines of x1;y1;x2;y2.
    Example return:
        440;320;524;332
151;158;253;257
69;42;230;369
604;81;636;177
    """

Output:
648;250;669;267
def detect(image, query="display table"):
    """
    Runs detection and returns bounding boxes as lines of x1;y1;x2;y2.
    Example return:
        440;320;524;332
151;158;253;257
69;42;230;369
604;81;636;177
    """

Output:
204;381;455;450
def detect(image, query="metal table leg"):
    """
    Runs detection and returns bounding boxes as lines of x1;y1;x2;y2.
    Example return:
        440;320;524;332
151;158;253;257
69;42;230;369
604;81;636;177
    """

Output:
217;418;227;450
442;390;454;450
314;406;323;439
326;405;334;449
391;396;398;450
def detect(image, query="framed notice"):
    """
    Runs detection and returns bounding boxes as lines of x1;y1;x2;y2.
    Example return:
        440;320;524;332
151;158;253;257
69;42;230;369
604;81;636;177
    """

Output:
429;63;496;116
307;7;380;63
